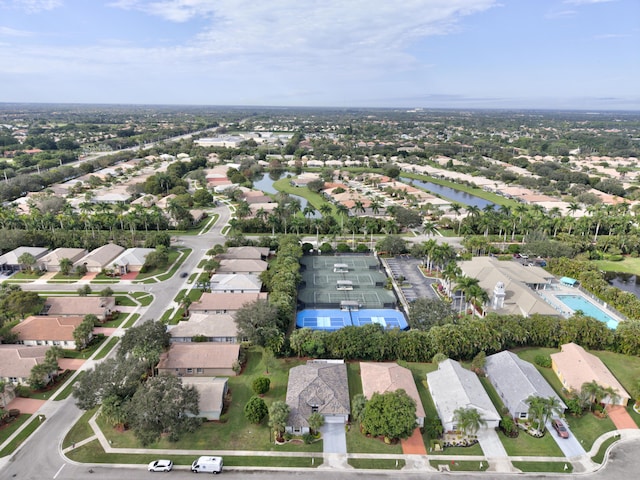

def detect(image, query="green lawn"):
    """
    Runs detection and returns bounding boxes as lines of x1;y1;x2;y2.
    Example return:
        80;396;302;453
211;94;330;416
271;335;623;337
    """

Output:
28;369;74;400
135;249;184;281
94;336;119;360
130;292;153;306
94;349;318;452
498;429;565;457
63;408;98;448
593;257;640;275
63;335;107;359
590;349;640;397
348;458;405;469
512;461;573;473
115;294;137;307
273;177;337;214
122;313;139;328
591;435;619;463
564;411;616;451
56;371;85;400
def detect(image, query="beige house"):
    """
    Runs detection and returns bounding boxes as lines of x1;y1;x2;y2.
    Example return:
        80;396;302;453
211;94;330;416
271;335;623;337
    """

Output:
169;313;238;343
551;343;630;406
216;246;270;260
12;316;87;350
75;243;125;273
157;343;240;377
0;345;51;385
360;362;426;427
42;296;116;321
181;377;229;421
37;248;87;272
111;248;155;274
190;292;268;315
215;259;268;275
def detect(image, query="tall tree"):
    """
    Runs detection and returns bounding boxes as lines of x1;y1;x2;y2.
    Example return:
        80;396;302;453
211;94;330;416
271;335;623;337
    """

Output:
361;389;417;442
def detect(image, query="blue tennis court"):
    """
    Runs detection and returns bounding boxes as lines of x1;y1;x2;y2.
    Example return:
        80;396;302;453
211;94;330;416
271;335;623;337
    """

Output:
296;308;408;331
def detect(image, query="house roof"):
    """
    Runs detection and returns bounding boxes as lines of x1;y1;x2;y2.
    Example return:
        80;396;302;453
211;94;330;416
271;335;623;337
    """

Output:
157;343;240;370
43;296;116;316
550;343;630;400
112;248;155;267
217;246;270;260
216;259;268;274
426;359;500;424
181;377;228;414
209;274;262;291
0;345;50;379
169;313;238;339
190;292;268;312
75;243;125;268
12;316;85;342
286;360;350;428
485;351;566;414
0;247;49;265
37;248;87;267
360;362;426;419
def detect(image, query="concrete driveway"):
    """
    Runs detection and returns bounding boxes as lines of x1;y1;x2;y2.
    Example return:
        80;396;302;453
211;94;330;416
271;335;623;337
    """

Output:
320;420;347;454
546;419;586;458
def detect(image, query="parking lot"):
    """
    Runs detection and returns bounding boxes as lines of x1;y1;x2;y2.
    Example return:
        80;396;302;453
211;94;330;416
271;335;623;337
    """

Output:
383;256;439;303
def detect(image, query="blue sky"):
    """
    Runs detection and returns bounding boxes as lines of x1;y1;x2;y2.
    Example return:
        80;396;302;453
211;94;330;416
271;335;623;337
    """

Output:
0;0;638;109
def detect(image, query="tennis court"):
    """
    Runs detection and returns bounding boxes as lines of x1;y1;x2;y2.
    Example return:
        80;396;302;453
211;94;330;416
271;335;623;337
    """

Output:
299;255;396;310
296;308;408;331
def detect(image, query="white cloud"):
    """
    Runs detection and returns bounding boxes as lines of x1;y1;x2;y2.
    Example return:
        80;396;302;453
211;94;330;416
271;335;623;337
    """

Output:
0;25;33;36
562;0;615;5
1;0;63;13
594;33;632;39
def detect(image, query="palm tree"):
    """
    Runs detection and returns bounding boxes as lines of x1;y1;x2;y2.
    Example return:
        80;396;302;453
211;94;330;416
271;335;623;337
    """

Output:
352;200;366;215
453;407;486;437
318;204;332;217
59;258;73;276
455;275;479;314
369;199;382;215
422;221;438;238
466;284;489;316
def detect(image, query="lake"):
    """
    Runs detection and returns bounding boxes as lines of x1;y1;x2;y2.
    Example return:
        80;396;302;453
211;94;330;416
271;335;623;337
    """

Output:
252;173;320;218
400;176;497;210
604;272;640;299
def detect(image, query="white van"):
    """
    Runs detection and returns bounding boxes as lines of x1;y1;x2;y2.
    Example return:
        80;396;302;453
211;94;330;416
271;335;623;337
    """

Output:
191;456;223;474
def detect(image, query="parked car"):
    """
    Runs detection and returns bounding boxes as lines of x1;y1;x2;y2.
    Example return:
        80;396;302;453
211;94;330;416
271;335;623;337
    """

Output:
180;272;188;278
552;419;569;439
148;459;173;472
512;253;521;258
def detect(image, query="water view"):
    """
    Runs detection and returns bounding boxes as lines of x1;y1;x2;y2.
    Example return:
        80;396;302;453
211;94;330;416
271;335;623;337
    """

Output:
252;173;321;218
400;176;497;210
604;272;640;299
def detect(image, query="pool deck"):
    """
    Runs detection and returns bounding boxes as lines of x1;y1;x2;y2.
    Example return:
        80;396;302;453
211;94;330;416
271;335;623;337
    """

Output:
536;283;626;327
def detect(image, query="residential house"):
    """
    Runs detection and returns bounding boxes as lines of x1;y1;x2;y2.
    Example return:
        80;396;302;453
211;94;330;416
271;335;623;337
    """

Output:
0;345;51;385
216;246;270;261
285;360;350;434
550;343;630;406
42;296;116;322
75;243;125;273
111;247;155;274
215;259;268;275
360;362;426;427
181;377;229;421
426;359;500;432
12;316;87;350
157;343;240;377
209;274;262;293
0;247;49;273
169;313;238;343
190;292;268;315
37;248;87;272
485;350;566;419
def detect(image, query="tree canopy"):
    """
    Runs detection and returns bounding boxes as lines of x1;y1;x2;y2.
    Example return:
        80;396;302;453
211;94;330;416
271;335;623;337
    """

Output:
361;389;417;441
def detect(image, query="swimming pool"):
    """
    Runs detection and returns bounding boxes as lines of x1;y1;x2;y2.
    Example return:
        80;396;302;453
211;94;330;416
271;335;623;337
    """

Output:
555;294;619;329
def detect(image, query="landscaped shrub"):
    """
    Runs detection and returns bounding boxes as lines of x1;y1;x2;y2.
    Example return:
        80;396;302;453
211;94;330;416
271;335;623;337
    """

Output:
303;432;315;444
336;243;351;253
244;396;268;424
252;376;271;395
534;354;552;368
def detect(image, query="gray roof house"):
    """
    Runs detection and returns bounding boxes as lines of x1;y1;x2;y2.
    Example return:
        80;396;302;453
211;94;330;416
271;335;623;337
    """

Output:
37;248;88;272
42;296;116;321
169;313;238;343
215;259;268;275
75;243;125;273
485;350;566;419
181;377;229;421
217;246;270;260
209;274;262;293
111;247;155;274
285;360;350;434
427;359;501;432
0;247;49;273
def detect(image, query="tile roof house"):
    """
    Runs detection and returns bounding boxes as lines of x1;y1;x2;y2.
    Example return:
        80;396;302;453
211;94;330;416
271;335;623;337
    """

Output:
216;246;270;260
181;377;229;421
427;359;500;432
111;247;155;274
169;313;238;343
37;248;88;272
360;362;426;427
215;259;268;275
285;360;350;434
209;274;262;293
550;343;630;406
42;296;116;321
189;292;268;314
75;243;125;273
0;247;49;273
157;343;240;377
12;316;87;350
485;351;566;419
0;345;51;385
